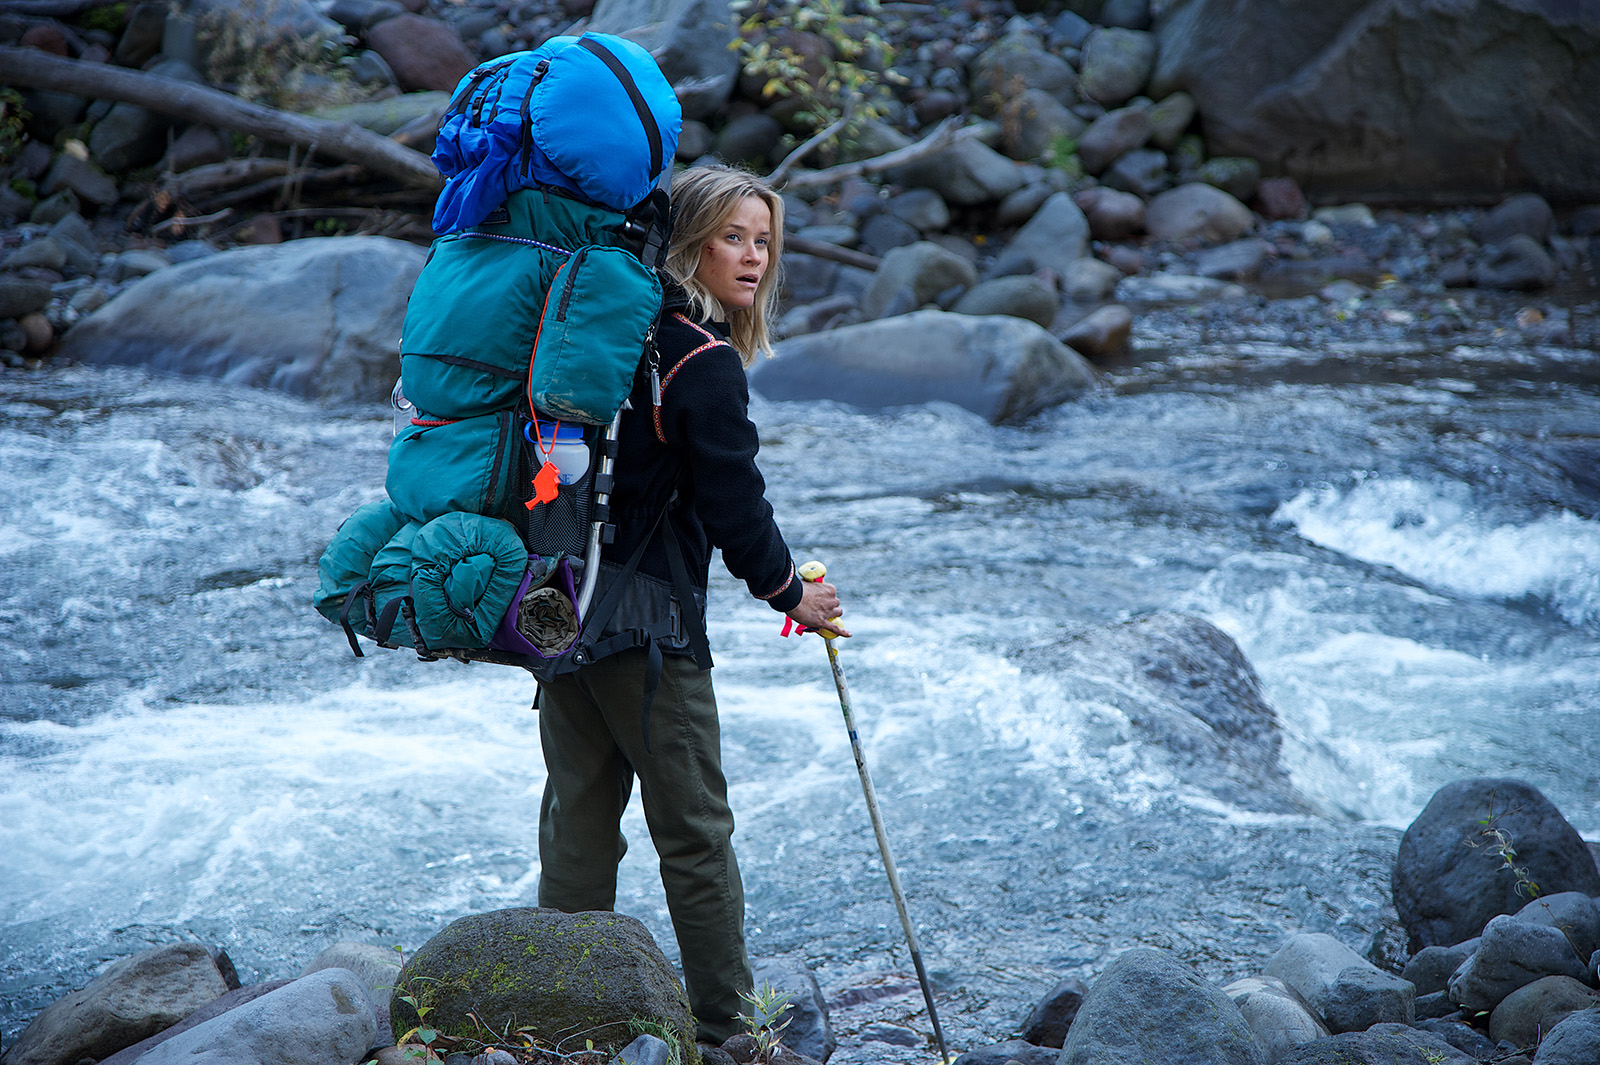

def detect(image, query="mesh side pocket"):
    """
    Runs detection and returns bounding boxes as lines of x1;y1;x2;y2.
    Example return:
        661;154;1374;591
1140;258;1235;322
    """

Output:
512;419;595;558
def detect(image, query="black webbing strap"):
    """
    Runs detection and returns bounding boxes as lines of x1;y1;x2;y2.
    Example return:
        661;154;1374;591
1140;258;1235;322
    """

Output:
338;580;374;657
373;595;407;646
661;516;713;670
576;35;663;181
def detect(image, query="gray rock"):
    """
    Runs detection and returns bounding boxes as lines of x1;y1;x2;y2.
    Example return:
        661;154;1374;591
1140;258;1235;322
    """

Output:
390;908;692;1059
96;981;295;1065
89;59;199;173
1076;106;1151;175
302;941;402;1014
1265;932;1415;1033
952;275;1059;327
887;188;951;234
1513;892;1600;962
1017;975;1086;1049
366;13;475;92
951;1040;1056;1065
1474;192;1555;245
859;213;922;257
1273;1028;1474;1064
1150;0;1600;203
1490;976;1600;1050
160;124;234;173
1222;976;1329;1063
109;249;172;282
756;309;1095;425
750;955;834;1063
1535;1007;1600;1065
166;239;221;265
1102;0;1152;30
114;2;167;68
40;153;119;207
970;30;1078;116
1101;148;1169;197
1144;183;1255;243
30;188;82;226
888;135;1028;206
1450;914;1591;1012
1475;234;1558;290
1053;11;1094;48
2;943;231;1065
1196;156;1263;202
3;236;68;272
612;1034;672;1065
796;225;860;249
1403;941;1478;995
47;212;98;261
1392;778;1600;953
1060;304;1133;359
1061;947;1265;1065
861;241;978;320
1194;239;1271;281
1077;28;1158;107
1074;187;1145;240
0;183;32;225
589;0;740;121
994;182;1057;227
1061;258;1124;303
1115;273;1248;303
0;275;53;318
714;112;783;168
134;968;375;1065
1000;89;1087;162
1146;91;1197;150
60;236;425;402
989;192;1090;279
1412;1017;1498;1059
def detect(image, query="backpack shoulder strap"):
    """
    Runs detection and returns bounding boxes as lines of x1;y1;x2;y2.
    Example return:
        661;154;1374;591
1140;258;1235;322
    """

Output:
653;314;738;444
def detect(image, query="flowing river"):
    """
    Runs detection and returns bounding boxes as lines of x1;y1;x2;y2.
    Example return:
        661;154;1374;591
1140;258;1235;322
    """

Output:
2;306;1598;1058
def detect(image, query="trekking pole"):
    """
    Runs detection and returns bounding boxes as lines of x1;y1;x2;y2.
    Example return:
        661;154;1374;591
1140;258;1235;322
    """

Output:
796;560;952;1064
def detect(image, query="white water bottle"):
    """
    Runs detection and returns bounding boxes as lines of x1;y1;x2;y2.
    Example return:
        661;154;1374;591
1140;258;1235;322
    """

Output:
537;423;590;485
390;378;414;436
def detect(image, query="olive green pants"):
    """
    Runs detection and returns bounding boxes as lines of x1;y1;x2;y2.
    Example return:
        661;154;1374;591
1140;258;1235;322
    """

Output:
536;648;753;1044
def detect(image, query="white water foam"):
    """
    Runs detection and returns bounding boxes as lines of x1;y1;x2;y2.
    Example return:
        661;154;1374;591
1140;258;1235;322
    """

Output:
1275;477;1600;627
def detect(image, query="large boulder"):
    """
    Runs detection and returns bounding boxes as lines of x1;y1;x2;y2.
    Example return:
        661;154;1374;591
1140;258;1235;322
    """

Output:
1151;0;1600;203
886;135;1029;207
1489;976;1600;1049
1059;948;1266;1065
1077;28;1158;107
132;969;377;1065
1391;778;1600;953
3;944;232;1065
365;14;475;93
754;309;1095;425
389;908;694;1060
1265;933;1414;1033
1535;1008;1600;1065
97;982;295;1065
59;236;425;403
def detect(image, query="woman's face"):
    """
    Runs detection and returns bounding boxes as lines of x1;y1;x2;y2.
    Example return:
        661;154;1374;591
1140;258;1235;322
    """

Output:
695;195;772;312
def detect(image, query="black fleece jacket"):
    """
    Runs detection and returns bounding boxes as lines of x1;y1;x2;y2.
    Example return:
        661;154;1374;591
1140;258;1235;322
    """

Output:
603;284;801;617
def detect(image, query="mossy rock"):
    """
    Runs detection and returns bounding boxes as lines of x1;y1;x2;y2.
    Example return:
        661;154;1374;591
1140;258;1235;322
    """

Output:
391;907;694;1060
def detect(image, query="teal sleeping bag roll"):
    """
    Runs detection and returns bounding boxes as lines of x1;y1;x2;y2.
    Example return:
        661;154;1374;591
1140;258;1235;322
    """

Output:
314;498;409;626
387;409;520;525
411;512;526;649
367;521;425;647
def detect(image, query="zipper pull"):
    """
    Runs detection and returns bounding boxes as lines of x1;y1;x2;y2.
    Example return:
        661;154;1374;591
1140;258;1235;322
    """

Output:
650;367;662;406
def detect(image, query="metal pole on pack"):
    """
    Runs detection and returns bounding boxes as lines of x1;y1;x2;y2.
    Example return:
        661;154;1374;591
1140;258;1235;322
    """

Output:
573;410;623;615
797;560;952;1064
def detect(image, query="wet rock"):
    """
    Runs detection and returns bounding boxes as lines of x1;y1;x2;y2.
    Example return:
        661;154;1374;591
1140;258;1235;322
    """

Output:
1194;238;1271;281
61;235;425;402
988;192;1090;278
1474;234;1557;290
1535;1008;1600;1065
366;13;475;92
1061;258;1123;303
1512;892;1600;962
1473;192;1555;245
1255;176;1308;220
1488;976;1600;1049
1196;156;1262;202
1060;303;1132;359
2;943;231;1065
1222;976;1328;1063
1144;182;1255;243
1077;28;1157;108
861;241;977;319
40;153;119;207
589;0;740;121
1146;90;1196;149
1076;106;1151;175
1074;186;1145;240
1449;914;1590;1012
952;1040;1057;1065
0;275;52;318
1000;89;1087;162
391;908;692;1058
951;274;1059;326
134;968;376;1065
757;309;1095;425
1402;940;1478;996
1392;778;1600;953
1265;933;1415;1033
750;955;834;1063
1061;947;1265;1065
1018;975;1086;1049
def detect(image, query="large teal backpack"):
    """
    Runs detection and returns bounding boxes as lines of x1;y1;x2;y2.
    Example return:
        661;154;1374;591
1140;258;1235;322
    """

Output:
313;37;709;693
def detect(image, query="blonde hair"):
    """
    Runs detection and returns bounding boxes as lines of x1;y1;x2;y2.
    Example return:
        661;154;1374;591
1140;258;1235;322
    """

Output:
665;164;785;365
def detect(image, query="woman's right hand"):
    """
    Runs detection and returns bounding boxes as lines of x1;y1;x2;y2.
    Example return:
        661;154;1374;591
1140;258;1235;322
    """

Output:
787;579;850;638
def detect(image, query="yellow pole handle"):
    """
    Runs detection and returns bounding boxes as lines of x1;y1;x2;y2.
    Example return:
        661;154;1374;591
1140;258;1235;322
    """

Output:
798;560;840;639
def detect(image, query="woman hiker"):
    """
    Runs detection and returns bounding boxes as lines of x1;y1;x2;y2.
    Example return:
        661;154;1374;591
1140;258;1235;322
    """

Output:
534;163;850;1047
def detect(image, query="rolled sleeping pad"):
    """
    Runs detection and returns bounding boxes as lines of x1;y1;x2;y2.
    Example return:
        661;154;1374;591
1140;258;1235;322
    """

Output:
410;512;527;649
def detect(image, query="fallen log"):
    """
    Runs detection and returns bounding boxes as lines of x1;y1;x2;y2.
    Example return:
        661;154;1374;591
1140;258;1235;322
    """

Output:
0;46;442;192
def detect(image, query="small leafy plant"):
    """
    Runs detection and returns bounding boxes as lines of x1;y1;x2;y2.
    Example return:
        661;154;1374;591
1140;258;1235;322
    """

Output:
1468;794;1541;900
737;982;794;1063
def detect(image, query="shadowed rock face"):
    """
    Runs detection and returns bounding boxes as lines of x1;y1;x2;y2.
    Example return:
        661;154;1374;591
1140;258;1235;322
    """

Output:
1152;0;1600;204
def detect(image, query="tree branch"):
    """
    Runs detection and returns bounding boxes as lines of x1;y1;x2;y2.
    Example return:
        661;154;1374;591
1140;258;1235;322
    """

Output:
0;46;443;192
774;117;980;190
766;95;856;188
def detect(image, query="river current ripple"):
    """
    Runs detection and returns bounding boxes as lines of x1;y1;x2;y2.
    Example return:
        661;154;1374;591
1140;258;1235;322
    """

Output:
2;333;1597;1057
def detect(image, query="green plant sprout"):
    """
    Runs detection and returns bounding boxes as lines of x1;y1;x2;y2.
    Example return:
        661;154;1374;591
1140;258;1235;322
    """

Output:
1469;794;1542;901
737;982;795;1063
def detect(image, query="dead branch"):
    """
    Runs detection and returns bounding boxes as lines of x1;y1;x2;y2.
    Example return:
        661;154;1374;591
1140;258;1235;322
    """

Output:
163;158;294;201
0;46;443;192
785;235;881;272
767;96;856;188
774;117;980;190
